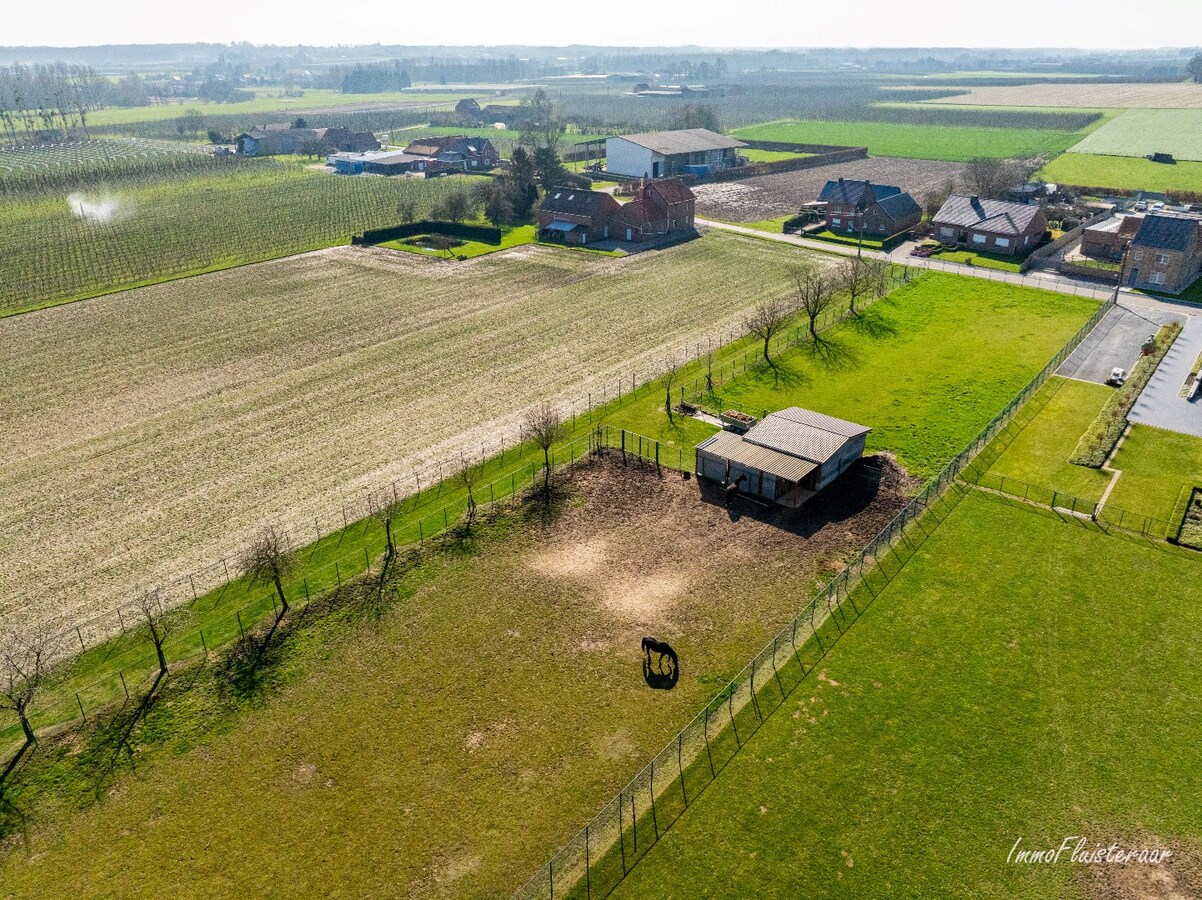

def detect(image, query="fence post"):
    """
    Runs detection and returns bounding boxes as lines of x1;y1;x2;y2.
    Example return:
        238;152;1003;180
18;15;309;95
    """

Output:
678;733;687;806
650;760;659;839
728;688;740;746
76;693;87;724
703;706;714;777
119;670;129;700
237;611;245;639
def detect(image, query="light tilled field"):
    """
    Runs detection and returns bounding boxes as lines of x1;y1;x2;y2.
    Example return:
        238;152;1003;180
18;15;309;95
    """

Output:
693;157;969;222
0;232;825;634
1068;108;1202;161
935;81;1202;108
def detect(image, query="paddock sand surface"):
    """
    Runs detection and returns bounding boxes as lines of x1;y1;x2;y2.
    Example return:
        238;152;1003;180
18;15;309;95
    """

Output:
0;232;824;635
0;453;917;899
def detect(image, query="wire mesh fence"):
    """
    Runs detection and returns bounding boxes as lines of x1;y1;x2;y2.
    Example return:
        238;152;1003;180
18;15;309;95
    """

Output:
511;295;1117;900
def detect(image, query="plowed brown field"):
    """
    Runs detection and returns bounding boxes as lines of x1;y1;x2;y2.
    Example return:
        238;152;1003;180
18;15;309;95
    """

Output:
0;232;825;633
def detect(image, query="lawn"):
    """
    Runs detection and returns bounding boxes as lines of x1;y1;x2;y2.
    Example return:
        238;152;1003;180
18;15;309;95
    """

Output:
610;490;1202;899
1039;152;1202;194
602;274;1100;481
976;375;1115;502
379;223;538;258
928;248;1025;272
1068;109;1202;162
733;120;1086;162
1106;423;1202;527
741;148;814;163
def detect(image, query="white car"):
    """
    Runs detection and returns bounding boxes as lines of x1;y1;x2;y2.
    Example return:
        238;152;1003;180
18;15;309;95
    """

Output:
1106;367;1127;387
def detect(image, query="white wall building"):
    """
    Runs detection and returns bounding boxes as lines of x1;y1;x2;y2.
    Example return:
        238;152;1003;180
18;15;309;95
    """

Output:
605;129;746;179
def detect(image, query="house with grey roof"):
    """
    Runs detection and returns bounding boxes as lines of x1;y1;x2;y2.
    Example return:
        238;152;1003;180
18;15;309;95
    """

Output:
818;178;922;237
605;128;746;179
536;188;623;245
695;407;871;506
931;194;1049;256
1122;213;1202;293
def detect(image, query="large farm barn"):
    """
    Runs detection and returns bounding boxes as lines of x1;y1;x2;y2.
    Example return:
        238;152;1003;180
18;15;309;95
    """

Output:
605;128;747;179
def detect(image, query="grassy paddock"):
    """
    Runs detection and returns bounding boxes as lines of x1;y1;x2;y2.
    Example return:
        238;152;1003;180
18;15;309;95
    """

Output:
609;491;1202;899
1039;152;1202;195
733;119;1087;162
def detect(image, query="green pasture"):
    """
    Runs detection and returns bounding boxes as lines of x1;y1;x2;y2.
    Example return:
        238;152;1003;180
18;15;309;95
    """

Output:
611;490;1202;899
733;119;1088;162
1039;153;1202;194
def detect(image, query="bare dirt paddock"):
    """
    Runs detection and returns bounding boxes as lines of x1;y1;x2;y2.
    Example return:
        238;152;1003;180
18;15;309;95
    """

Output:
694;157;970;223
0;231;821;635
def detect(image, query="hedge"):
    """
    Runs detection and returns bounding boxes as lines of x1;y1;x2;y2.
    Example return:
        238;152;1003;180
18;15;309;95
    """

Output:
353;220;502;245
1068;322;1182;468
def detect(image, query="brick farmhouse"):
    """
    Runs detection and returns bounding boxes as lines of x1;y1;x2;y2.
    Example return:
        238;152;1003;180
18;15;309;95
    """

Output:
1122;213;1202;293
537;178;697;245
931;195;1048;256
818;178;922;237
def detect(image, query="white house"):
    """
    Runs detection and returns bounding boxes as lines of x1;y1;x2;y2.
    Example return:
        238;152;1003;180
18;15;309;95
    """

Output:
605;128;746;179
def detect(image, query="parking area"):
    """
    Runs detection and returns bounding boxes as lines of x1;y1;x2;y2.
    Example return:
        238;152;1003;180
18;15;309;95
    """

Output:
1057;304;1183;385
1130;315;1202;438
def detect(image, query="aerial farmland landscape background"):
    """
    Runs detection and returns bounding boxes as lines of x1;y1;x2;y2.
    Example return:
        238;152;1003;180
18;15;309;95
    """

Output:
1;7;1201;898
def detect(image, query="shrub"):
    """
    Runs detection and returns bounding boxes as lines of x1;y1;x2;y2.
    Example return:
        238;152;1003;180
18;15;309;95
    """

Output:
1068;322;1182;467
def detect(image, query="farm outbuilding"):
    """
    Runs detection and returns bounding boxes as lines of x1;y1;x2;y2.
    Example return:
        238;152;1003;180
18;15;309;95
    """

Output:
605;129;746;179
695;407;870;505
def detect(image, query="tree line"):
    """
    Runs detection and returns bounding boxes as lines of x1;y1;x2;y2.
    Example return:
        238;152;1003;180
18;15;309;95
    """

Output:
0;64;114;145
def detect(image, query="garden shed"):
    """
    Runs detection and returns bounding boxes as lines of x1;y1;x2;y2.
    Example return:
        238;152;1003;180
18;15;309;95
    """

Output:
695;407;870;505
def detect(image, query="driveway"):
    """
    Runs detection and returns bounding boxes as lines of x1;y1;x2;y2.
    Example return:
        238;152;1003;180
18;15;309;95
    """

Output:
1057;304;1183;384
1129;315;1202;438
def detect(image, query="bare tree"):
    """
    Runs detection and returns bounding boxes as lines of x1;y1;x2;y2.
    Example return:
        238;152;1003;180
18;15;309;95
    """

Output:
659;358;679;424
524;401;565;493
961;157;1037;201
795;268;839;340
838;256;872;315
0;623;63;790
138;591;173;692
744;296;794;366
239;525;296;652
705;351;715;395
456;455;483;528
368;485;403;561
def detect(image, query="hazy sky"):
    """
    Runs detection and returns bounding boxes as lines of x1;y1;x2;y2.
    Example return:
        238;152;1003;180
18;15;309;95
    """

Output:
5;0;1197;49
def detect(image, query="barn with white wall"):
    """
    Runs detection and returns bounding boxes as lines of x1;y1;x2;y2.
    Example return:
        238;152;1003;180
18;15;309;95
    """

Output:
605;129;746;179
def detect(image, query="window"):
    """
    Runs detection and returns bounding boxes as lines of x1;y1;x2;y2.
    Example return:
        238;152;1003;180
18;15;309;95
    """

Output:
832;217;841;226
1133;250;1144;261
940;227;954;238
1157;253;1170;265
996;237;1010;248
972;234;987;245
1150;272;1167;285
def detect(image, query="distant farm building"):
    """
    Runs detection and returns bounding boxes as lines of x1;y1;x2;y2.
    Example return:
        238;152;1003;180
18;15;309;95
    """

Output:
537;177;697;245
818;178;922;237
931;195;1049;256
402;135;498;171
237;125;379;157
328;149;433;176
695;407;871;506
605;128;745;179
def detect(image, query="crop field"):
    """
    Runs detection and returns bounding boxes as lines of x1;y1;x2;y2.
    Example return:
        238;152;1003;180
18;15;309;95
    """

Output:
82;89;474;127
1067;108;1202;161
1040;152;1202;193
610;491;1202;899
0;161;477;314
732;120;1087;161
0;231;824;636
0;137;205;181
933;81;1202;108
693;157;969;222
0;456;916;898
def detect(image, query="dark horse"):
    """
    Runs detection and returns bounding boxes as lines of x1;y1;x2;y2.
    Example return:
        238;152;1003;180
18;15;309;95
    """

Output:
642;637;679;682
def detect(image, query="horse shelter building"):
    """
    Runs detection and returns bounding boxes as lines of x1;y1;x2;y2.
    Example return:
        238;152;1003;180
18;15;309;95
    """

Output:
695;407;871;506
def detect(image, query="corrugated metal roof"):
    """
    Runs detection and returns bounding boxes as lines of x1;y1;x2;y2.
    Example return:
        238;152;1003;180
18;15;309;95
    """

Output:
612;128;745;155
742;408;870;463
697;431;817;482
